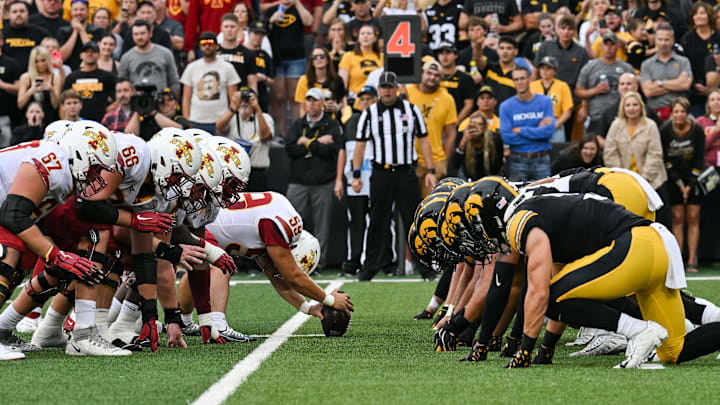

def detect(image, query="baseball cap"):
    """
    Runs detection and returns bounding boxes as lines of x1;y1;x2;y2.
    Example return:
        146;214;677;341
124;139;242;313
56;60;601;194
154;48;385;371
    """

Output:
157;88;177;101
422;60;441;71
305;87;324;100
249;21;267;34
199;31;217;43
538;56;558;70
80;41;99;52
378;71;398;87
605;5;620;16
358;85;377;98
602;32;618;43
437;42;457;53
477;85;495;98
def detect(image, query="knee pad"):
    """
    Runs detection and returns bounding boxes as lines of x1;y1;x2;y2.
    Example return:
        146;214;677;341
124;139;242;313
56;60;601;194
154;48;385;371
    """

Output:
0;261;23;290
23;272;59;304
132;253;157;286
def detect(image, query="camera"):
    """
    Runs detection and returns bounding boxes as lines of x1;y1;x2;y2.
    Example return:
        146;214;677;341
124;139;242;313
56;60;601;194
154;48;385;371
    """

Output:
130;83;157;114
240;90;251;102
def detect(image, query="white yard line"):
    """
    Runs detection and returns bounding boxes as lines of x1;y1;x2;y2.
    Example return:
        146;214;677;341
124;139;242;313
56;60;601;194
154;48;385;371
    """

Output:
228;278;426;286
191;280;344;405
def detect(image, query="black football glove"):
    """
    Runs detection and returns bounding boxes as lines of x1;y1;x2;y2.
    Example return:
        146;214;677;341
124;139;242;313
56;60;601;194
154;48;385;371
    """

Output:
434;327;458;352
505;349;532;368
459;340;489;362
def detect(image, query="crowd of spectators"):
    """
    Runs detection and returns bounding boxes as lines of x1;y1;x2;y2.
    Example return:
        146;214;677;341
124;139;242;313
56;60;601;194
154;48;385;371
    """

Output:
1;0;720;271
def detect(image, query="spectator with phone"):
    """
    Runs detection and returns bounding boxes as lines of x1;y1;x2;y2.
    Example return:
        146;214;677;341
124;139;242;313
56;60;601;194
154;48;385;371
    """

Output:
10;101;44;145
40;37;71;86
17;45;61;126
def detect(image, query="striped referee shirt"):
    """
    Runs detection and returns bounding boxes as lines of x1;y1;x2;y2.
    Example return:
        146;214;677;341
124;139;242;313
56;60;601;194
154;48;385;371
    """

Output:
355;98;428;165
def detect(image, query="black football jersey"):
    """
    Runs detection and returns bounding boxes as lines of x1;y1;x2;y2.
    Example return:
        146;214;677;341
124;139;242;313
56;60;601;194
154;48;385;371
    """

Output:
505;193;650;263
424;0;465;50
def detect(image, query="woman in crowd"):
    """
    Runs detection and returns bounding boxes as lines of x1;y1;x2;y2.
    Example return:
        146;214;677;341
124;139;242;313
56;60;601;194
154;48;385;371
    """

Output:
97;33;120;74
551;132;603;174
40;37;70;88
17;46;61;126
579;0;609;47
451;112;503;179
10;101;45;146
680;2;719;117
93;7;124;59
112;0;137;38
697;88;720;168
660;97;706;273
339;24;382;106
294;47;345;117
326;18;353;73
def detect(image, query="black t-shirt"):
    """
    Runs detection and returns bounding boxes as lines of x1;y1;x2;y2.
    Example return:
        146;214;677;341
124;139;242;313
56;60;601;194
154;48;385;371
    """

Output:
63;69;117;121
680;30;720;86
440;70;476;114
253;48;274;112
457;46;498;73
520;31;550;61
29;13;70;39
0;54;21;116
266;5;307;62
346;17;382;42
660;120;706;184
520;0;569;14
462;0;518;25
481;62;515;104
424;0;465;50
218;44;257;87
57;24;106;70
121;24;173;55
1;25;50;72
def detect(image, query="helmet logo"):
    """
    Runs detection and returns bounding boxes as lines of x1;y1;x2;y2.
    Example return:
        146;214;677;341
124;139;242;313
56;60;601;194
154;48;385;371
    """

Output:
418;218;437;245
298;251;317;273
171;138;195;165
441;202;463;245
201;153;216;176
86;129;109;155
217;145;242;168
413;235;428;256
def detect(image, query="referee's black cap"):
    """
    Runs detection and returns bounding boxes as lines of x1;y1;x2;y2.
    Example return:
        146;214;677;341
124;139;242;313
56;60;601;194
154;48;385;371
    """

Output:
378;71;398;88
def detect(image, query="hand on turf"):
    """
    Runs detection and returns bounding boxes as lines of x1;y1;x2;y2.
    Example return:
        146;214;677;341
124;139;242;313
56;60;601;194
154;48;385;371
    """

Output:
309;303;324;319
131;211;175;233
213;252;237;275
137;317;159;352
48;247;103;285
434;327;457;351
166;323;187;348
330;289;354;317
505;349;532;368
178;244;206;269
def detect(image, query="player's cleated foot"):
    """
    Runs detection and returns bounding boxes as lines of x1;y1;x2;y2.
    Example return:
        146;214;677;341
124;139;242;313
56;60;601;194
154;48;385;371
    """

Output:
505;349;532;368
459;341;489;362
201;325;227;344
66;327;132;356
413;310;434;320
0;343;24;361
16;316;41;334
434;328;457;351
565;327;599;346
0;330;40;352
218;326;257;342
31;322;68;348
488;336;502;351
532;345;555;364
111;339;143;352
499;336;519;358
570;333;627;357
108;320;139;347
615;321;668;369
182;321;202;336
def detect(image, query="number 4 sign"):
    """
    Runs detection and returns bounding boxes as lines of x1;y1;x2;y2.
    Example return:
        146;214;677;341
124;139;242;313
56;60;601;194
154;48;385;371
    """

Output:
382;15;422;84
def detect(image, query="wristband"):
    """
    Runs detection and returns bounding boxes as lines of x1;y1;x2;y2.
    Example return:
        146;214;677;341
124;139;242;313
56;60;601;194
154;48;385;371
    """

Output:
352;169;361;179
427;168;436;175
322;293;335;307
299;301;312;314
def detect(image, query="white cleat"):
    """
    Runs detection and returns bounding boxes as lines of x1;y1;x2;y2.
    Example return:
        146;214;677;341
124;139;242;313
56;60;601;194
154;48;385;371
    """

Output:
615;321;668;369
66;327;132;356
108;320;139;347
16;316;41;334
0;343;24;361
0;330;40;352
218;326;257;343
31;322;68;348
565;327;601;346
570;333;627;356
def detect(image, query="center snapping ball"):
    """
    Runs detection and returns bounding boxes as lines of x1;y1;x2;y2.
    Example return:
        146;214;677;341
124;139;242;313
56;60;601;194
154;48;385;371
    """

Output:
320;292;352;337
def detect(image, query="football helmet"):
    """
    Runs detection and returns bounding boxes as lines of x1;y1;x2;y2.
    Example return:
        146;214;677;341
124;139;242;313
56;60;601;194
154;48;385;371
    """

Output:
147;128;201;200
44;120;73;142
465;176;519;253
182;146;224;213
438;181;496;262
60;121;118;198
199;137;251;207
185;128;213;144
413;194;464;272
429;177;466;195
291;230;320;276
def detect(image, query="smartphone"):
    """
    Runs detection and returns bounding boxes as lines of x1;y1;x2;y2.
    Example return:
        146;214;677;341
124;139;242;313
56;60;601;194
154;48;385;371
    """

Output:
35;78;44;85
51;50;62;60
599;20;607;29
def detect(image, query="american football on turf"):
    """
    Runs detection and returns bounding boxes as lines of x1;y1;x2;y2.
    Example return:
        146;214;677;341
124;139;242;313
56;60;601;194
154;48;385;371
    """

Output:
320;297;352;337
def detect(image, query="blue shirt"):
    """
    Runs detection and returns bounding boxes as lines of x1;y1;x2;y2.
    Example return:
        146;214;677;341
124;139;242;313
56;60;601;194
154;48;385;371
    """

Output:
499;94;555;154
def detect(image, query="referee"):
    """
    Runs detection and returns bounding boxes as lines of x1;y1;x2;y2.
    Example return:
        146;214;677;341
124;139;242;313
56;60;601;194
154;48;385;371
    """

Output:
351;71;438;281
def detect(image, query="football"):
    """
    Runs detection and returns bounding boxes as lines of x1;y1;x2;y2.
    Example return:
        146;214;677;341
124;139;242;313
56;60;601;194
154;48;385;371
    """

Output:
320;297;352;337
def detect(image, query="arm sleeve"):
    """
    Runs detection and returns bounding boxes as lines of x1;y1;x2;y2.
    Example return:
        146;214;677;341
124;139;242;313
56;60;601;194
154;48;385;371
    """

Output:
499;101;522;146
258;218;291;249
518;99;555;140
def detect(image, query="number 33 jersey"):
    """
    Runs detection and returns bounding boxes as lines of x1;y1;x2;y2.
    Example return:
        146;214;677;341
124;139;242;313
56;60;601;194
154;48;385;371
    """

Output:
0;140;73;220
207;192;304;258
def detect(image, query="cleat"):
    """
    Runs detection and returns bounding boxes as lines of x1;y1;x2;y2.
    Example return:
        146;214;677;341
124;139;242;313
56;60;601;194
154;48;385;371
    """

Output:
108;320;139;347
505;349;532;368
111;339;143;352
66;327;132;356
0;330;40;352
201;325;227;344
31;322;68;348
488;336;502;351
218;326;257;342
0;343;24;361
570;333;627;357
499;336;519;357
434;328;457;351
459;341;489;362
565;327;600;346
16;316;41;334
615;321;668;369
413;310;434;320
532;345;555;364
181;321;202;336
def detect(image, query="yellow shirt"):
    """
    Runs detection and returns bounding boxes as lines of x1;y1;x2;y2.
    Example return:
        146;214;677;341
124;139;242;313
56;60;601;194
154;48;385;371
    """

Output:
407;85;457;165
530;79;574;119
458;113;499;133
295;75;322;103
338;51;383;97
591;32;634;61
63;0;120;22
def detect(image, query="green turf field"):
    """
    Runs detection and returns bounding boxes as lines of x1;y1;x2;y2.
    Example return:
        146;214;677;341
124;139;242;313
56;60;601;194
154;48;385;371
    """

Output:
2;273;720;404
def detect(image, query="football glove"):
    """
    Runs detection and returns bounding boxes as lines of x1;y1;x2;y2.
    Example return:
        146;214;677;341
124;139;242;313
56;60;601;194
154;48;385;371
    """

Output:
434;327;457;352
459;341;489;362
432;305;449;329
414;309;434;320
137;316;159;352
532;345;555;365
200;325;227;344
46;246;102;285
505;349;532;368
131;212;175;233
200;238;237;274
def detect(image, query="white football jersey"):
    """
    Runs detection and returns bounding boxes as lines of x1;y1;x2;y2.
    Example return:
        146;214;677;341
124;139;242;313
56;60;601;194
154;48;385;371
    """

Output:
0;140;73;221
207;192;303;258
111;133;151;207
183;202;220;229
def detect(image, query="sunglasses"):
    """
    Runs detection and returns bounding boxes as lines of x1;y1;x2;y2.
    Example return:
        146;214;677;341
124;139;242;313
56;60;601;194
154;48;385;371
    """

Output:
199;39;216;46
311;54;327;60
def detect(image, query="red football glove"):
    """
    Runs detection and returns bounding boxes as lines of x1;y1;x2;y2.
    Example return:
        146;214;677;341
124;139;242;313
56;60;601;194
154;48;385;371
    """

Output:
137;317;159;352
214;253;237;275
131;212;175;233
199;238;237;274
46;246;102;285
200;325;227;344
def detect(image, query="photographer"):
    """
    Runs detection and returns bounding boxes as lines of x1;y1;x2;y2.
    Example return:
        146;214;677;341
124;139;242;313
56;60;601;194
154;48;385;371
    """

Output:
125;87;187;140
217;87;274;191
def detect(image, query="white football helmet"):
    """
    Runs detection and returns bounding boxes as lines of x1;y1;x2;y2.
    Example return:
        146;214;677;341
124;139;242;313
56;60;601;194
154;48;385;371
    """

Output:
43;120;73;143
184;128;213;145
147;128;201;200
60;121;118;198
199;137;251;207
182;146;224;213
291;230;321;276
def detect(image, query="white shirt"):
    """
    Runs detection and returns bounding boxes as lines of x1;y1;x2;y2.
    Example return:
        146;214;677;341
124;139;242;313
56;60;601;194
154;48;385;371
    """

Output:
180;58;241;123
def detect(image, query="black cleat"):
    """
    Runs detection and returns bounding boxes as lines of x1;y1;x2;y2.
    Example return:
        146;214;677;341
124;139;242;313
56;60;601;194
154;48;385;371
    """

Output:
499;336;520;358
532;345;555;365
414;310;434;320
489;335;502;351
459;341;489;362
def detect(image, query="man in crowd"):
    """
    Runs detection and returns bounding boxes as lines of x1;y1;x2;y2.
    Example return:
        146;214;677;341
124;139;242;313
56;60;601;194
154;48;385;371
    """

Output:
57;0;105;70
63;41;116;122
152;0;185;52
121;1;173;54
124;88;186;139
119;20;180;95
60;89;84;121
529;56;573;143
245;21;274;112
2;1;49;72
218;13;258;92
102;78;134;132
482;36;520;104
30;0;70;38
457;18;494;84
534;15;587;91
437;43;476;126
458;0;523;35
